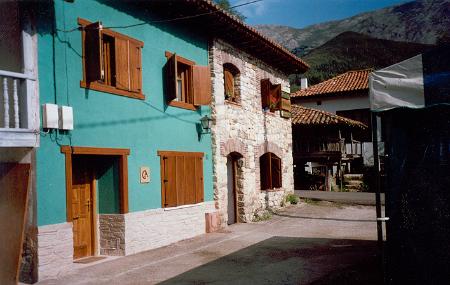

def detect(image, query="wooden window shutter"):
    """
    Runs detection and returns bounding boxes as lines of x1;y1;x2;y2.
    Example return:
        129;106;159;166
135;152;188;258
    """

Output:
184;156;197;205
224;69;234;99
115;36;130;91
85;22;103;82
271;154;282;188
163;156;177;207
270;84;282;111
193;65;211;106
281;91;292;118
195;157;204;203
165;53;177;102
261;79;271;109
129;41;142;93
260;153;271;190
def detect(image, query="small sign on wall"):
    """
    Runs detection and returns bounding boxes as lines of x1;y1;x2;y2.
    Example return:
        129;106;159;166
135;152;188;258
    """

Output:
140;167;150;183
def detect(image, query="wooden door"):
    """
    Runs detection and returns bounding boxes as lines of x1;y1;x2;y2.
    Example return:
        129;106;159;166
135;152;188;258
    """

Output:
72;159;95;259
227;156;238;225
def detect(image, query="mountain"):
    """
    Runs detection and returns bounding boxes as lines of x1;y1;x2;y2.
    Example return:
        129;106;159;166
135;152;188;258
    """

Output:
256;0;450;55
290;31;434;90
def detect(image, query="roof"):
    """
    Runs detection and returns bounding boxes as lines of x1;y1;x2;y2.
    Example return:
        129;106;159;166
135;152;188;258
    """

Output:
291;105;368;129
292;69;371;98
147;0;309;74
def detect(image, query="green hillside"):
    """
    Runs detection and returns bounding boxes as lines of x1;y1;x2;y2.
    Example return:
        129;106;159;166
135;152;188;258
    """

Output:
290;31;434;91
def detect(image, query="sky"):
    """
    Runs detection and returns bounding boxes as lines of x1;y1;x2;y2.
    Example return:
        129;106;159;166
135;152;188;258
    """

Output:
230;0;410;28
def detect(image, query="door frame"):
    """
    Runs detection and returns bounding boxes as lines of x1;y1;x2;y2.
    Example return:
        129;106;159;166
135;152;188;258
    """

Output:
61;146;130;222
227;154;240;224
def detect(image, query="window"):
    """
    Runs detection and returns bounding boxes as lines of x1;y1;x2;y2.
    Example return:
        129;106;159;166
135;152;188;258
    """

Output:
165;52;211;110
79;18;144;99
261;79;281;112
158;151;204;207
223;63;240;103
260;152;282;190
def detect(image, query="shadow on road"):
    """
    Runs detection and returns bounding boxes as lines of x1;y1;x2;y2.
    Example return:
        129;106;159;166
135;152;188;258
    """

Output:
158;237;381;285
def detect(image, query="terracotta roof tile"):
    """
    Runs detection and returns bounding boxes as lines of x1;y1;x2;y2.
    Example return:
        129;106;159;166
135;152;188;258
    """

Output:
292;69;371;98
291;105;367;129
186;0;309;73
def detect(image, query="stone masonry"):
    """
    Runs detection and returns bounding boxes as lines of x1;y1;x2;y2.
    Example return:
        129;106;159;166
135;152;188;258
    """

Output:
210;39;295;226
37;202;215;281
37;223;73;281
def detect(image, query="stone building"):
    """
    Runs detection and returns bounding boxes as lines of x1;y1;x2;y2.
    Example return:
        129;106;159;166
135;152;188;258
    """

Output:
209;37;308;225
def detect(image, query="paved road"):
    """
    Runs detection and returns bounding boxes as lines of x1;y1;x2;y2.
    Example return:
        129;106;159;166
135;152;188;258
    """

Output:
295;190;385;206
37;202;381;285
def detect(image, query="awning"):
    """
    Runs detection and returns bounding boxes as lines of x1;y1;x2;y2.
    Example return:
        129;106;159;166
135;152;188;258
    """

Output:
369;45;450;112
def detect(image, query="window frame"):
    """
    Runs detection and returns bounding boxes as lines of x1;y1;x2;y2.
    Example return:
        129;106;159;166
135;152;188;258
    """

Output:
78;18;145;100
261;79;281;113
158;150;205;208
164;51;211;111
223;63;240;104
260;152;282;190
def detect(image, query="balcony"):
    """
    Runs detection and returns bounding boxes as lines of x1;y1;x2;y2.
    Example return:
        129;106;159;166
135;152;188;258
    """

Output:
293;138;363;161
0;69;38;147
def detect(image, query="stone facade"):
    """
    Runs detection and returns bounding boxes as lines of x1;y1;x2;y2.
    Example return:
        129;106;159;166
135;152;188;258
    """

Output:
37;223;73;281
37;202;215;281
210;39;295;226
125;202;215;255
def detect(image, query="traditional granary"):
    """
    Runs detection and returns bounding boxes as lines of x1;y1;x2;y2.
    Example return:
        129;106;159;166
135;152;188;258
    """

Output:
291;69;373;169
290;105;367;191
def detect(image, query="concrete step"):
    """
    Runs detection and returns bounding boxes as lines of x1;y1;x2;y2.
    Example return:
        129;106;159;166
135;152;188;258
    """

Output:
345;180;364;186
344;174;364;180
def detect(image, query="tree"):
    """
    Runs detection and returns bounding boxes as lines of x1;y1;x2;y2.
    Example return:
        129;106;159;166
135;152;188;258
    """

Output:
215;0;247;22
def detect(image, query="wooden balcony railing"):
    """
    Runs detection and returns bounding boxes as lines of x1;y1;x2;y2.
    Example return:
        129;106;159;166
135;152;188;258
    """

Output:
0;69;38;147
294;138;363;159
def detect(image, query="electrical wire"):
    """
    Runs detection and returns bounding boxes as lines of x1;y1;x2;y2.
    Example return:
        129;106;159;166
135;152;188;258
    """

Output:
56;0;263;33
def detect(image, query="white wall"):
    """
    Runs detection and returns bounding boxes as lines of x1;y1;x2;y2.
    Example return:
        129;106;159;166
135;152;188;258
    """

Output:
296;95;370;114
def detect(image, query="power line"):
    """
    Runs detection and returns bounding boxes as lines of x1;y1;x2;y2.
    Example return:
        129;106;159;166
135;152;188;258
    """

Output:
57;0;263;33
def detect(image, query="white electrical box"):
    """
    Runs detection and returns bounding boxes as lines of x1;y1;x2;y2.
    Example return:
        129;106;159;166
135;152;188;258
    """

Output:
59;106;73;130
42;103;59;129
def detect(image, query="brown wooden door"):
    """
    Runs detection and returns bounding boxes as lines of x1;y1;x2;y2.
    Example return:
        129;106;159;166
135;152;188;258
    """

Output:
72;159;95;259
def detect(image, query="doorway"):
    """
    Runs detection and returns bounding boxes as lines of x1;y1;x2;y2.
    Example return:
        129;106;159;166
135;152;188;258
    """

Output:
227;153;242;225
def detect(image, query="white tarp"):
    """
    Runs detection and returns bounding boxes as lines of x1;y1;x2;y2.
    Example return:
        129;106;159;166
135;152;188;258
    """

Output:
369;55;425;112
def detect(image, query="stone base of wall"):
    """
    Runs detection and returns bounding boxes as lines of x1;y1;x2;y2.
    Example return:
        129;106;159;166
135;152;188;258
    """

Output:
37;222;73;281
125;201;215;255
37;202;215;281
259;189;287;210
99;214;125;256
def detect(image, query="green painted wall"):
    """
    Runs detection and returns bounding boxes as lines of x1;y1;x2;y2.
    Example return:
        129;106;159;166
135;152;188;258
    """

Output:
37;0;213;226
97;157;120;214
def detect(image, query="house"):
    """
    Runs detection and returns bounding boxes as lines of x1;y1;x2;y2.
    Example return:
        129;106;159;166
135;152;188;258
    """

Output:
291;69;373;170
0;1;40;284
3;0;309;283
208;14;308;224
290;105;367;191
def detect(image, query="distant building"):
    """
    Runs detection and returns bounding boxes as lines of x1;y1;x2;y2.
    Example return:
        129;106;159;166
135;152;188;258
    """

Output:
291;69;373;169
290;105;367;191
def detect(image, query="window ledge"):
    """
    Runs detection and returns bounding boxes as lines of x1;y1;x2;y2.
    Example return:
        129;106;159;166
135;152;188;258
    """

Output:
163;202;204;211
261;188;284;192
168;100;197;111
80;81;145;100
225;100;241;107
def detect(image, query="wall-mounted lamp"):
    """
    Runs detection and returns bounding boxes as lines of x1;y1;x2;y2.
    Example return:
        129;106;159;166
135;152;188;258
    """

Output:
200;115;212;134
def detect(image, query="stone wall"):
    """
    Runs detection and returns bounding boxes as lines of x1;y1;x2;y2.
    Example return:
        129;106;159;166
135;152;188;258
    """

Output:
125;202;215;255
99;214;125;256
210;39;294;226
37;222;73;281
